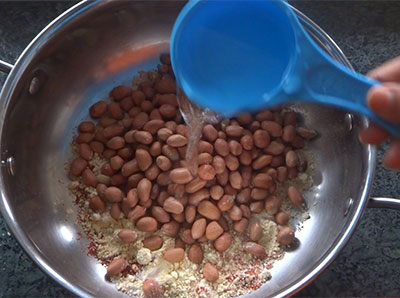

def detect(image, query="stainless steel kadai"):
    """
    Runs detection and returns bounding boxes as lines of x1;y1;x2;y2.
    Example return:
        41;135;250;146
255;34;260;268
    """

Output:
0;1;399;297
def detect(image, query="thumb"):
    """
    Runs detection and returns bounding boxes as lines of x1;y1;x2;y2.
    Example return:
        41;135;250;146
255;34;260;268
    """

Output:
367;84;400;124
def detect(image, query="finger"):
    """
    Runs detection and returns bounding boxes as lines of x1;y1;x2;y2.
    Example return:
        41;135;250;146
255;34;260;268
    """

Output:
383;139;400;170
359;123;389;145
367;85;400;124
367;56;400;82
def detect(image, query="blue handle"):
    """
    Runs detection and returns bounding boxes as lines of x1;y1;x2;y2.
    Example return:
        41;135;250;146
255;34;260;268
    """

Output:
288;10;400;137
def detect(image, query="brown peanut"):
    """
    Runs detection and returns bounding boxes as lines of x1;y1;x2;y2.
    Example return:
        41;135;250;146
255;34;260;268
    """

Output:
205;221;223;240
163;196;184;214
243;242;266;257
107;258;126;276
264;196;282;214
275;211;290;225
287;186;303;206
198;201;221;220
143;235;163;251
191;218;207;239
198;164;216;181
233;218;249;233
161;221;180;237
249;222;263;242
188;189;210;206
228;205;243;221
203;263;219;283
137;178;152;203
212;156;226;174
218;194;235;212
90;101;107;118
188;244;204;264
180;229;195;244
203;124;218;142
185;205;196;224
214;138;229;156
136;216;158;232
70;157;87;176
214;232;232;252
253;129;270;148
151;206;170;223
89;196;106;213
170;168;193;184
210;185;224;200
142;279;163;298
277;226;295;245
118;229;138;243
163;248;184;263
104;186;123;203
185;177;207;193
167;134;187;147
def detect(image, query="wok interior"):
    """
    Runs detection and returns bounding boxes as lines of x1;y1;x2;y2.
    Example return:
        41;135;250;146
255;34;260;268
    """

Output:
0;1;372;297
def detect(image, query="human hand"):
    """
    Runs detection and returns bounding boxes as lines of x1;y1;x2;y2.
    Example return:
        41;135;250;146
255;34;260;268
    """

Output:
359;56;400;170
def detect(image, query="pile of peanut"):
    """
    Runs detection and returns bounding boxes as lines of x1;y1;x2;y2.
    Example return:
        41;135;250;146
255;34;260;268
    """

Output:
69;54;316;297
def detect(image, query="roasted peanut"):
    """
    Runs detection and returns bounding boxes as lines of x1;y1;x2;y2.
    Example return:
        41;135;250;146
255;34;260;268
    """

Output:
264;196;282;214
180;228;196;244
217;194;235;212
136;149;152;171
143;235;163;251
104;186;124;203
188;244;204;264
163;248;184;263
163;197;184;214
198;201;221;220
243;242;266;257
275;211;290;225
228;205;243;221
191;218;207;239
170;168;193;184
161;221;180;237
203;263;219;283
214;232;232;252
249;222;263;242
90;101;107;118
198;164;216;181
118;229;138;243
107;258;126;276
142;279;163;298
210;185;224;200
89;196;106;213
253;129;270;148
277;226;295;245
205;221;223;240
287;186;303;206
214;138;229;156
203;124;218;142
136;216;158;232
233;218;249;234
185;177;207;194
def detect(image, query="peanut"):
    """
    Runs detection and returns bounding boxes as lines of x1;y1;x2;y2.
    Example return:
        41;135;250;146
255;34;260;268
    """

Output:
136;217;158;232
143;235;163;251
142;279;163;298
163;248;185;263
188;244;204;264
203;263;219;282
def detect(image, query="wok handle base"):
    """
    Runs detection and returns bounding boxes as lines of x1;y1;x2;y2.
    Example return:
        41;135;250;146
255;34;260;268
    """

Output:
368;197;400;210
0;60;13;74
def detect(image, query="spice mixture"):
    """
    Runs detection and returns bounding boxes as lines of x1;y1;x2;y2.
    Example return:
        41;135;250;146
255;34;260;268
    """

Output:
68;54;316;297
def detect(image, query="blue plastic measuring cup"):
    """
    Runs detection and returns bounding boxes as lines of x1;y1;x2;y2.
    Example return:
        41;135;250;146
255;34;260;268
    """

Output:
170;0;400;137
